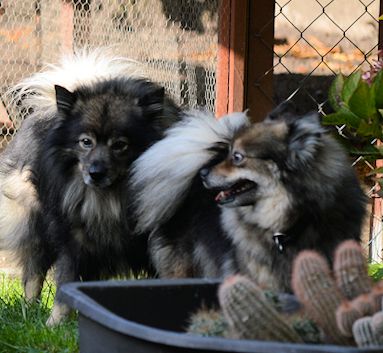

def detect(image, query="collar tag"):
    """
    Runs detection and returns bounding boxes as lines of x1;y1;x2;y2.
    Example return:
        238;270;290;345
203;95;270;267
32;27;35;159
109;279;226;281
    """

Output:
273;232;288;253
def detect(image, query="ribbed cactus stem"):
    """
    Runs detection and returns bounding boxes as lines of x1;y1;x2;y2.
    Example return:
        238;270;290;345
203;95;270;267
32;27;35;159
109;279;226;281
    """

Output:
218;275;303;342
336;300;363;337
333;240;372;300
291;250;351;345
371;311;383;337
370;283;383;312
351;294;375;317
352;317;383;347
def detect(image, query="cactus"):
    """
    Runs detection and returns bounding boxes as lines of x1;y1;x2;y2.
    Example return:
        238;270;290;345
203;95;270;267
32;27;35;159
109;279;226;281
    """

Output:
291;243;383;347
333;240;372;300
218;275;303;342
351;294;375;317
186;240;383;347
289;316;323;344
291;250;352;345
187;307;228;337
370;282;383;312
352;316;383;347
371;311;383;337
336;301;363;337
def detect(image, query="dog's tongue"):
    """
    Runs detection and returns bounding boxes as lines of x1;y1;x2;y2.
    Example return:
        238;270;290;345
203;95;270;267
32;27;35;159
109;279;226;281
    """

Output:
215;190;234;204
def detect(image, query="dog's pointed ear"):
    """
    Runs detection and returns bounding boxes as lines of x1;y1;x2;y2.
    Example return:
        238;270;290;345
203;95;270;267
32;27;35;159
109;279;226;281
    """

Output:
266;100;296;122
55;85;76;114
287;112;324;169
136;85;166;119
137;86;165;108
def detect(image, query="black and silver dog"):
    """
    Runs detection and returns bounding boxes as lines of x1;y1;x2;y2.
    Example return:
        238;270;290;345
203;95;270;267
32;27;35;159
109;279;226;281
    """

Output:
0;51;179;325
131;106;367;292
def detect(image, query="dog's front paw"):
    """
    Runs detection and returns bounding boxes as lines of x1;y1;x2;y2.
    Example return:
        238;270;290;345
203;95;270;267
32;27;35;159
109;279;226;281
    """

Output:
46;302;70;327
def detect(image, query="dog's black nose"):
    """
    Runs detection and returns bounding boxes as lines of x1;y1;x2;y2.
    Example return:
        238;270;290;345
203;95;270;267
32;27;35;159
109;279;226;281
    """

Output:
200;168;210;179
89;163;107;182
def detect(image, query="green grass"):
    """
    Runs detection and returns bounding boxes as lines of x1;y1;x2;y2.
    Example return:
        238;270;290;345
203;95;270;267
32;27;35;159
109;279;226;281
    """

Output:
0;263;380;352
0;273;78;353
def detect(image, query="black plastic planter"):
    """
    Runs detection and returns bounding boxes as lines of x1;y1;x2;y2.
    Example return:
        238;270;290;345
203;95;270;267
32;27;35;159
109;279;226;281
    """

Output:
60;279;383;353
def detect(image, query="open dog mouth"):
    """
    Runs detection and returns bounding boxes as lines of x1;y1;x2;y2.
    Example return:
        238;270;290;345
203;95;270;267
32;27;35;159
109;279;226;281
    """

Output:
214;180;257;205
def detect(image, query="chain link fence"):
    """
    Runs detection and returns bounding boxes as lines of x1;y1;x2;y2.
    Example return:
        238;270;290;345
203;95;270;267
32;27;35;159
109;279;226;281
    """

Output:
0;0;224;149
270;0;381;261
273;0;379;110
0;0;382;260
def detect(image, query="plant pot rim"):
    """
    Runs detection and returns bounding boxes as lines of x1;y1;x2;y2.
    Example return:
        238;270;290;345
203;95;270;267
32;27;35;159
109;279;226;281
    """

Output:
60;278;383;353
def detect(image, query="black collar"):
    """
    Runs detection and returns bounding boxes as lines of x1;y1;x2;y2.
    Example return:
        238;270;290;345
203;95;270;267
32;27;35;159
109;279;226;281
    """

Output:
272;232;291;253
273;215;310;254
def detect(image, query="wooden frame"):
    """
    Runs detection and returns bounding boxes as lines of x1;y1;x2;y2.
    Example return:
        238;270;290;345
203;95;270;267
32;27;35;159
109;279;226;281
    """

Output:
215;0;275;121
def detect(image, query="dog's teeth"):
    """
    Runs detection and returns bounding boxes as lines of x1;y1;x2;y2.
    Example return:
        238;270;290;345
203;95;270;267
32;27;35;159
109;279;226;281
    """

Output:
215;191;225;202
216;193;235;204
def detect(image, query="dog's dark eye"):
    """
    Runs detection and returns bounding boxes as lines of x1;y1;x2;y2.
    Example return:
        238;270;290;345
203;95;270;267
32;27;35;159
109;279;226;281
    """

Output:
232;151;245;165
111;140;128;152
79;137;94;149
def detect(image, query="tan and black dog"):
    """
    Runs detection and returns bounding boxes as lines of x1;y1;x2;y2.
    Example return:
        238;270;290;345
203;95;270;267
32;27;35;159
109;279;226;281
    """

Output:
132;107;366;291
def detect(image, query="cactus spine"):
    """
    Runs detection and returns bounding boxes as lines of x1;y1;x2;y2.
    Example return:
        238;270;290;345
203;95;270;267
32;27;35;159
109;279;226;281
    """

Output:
187;307;228;337
333;240;372;300
336;301;363;337
371;311;383;338
218;275;303;342
351;294;375;317
291;250;352;345
352;316;383;347
370;283;383;312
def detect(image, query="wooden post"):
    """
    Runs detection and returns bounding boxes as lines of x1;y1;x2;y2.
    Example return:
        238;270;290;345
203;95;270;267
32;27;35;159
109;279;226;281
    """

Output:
215;0;275;121
215;0;249;117
228;0;249;114
246;0;275;121
215;1;231;117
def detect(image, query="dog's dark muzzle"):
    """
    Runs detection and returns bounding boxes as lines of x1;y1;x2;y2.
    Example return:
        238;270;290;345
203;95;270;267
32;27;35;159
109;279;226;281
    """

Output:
89;163;108;183
200;167;258;206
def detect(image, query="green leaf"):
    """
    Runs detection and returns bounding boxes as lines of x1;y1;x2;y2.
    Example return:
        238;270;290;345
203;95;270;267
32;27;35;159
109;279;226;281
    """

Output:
328;74;345;111
349;80;376;119
379;14;383;20
367;167;383;176
356;118;383;138
374;70;383;108
342;71;361;104
322;109;361;129
368;263;383;282
349;144;383;157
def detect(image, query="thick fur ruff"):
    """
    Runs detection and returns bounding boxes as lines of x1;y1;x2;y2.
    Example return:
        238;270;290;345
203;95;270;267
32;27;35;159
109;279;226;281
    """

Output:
133;108;367;290
0;50;179;325
131;110;250;233
7;48;143;119
0;49;145;258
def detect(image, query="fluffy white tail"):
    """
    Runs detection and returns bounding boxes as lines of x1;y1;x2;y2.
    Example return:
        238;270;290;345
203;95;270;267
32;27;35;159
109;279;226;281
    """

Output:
131;110;249;233
7;48;143;119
